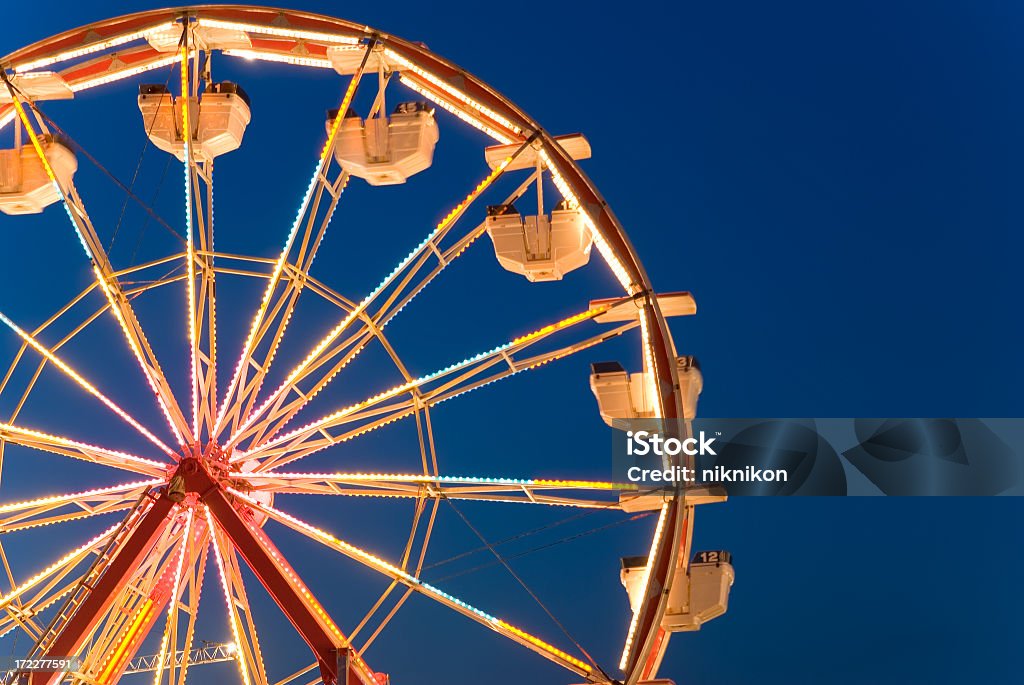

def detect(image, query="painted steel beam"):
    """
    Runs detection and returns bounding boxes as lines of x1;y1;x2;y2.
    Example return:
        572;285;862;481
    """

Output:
29;493;176;685
181;459;373;685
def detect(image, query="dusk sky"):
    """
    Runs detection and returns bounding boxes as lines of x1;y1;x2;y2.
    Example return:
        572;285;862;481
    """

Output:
1;2;1021;684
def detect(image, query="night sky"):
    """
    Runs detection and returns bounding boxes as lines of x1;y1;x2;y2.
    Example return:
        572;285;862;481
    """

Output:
1;2;1021;684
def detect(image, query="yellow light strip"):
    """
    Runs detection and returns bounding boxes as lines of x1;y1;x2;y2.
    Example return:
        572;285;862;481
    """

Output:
384;49;522;137
222;49;333;69
0;311;175;457
227;489;591;674
497;621;591;672
93;265;187;447
244;298;610;460
398;75;514;145
511;304;610;345
619;502;669;670
13;24;177;72
213;49;367;439
98;597;156;684
152;511;192;685
181;41;200;442
69;53;184;93
0;421;169;474
195;18;361;46
235;471;622;490
321;63;364;163
206;508;254;685
226;160;511;452
0;520;121;609
0;479;159;515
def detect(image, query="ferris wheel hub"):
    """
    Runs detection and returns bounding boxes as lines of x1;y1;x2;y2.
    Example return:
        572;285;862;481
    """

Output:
168;452;226;497
167;453;271;526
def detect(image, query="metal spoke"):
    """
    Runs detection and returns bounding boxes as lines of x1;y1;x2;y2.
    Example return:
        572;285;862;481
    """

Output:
3;84;192;446
208;515;268;685
0;521;121;615
343;409;441;651
0;571;87;642
0;311;176;457
0;422;168;477
234;473;628;509
239;306;636;471
0;480;158;534
169;530;209;685
151;510;207;685
212;43;373;442
228;491;597;680
1;261;186;433
151;511;192;685
223;147;533;454
217;166;348;441
179;35;204;443
351;495;438;652
241;169;543;450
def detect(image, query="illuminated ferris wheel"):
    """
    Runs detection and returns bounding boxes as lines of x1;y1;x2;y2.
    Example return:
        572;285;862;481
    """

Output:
0;7;732;685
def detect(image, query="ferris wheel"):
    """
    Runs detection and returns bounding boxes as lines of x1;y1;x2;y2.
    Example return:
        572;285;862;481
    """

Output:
0;7;732;685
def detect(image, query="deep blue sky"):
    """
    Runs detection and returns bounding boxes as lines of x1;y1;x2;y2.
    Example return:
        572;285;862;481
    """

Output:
1;2;1022;684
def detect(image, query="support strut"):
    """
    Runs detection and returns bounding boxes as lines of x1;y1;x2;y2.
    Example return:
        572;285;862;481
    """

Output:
181;458;374;685
30;492;177;685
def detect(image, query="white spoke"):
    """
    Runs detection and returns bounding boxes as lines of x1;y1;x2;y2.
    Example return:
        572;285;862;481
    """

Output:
180;36;201;443
223;152;528;453
212;44;373;442
0;520;121;613
4;85;191;446
207;512;265;685
0;310;176;457
235;472;628;509
227;490;595;679
0;480;158;534
0;422;168;477
242;169;544;450
239;306;636;471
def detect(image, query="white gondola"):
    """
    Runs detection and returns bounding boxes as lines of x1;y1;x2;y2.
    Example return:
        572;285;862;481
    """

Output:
485;201;592;282
621;551;734;633
589;356;702;426
138;81;251;161
0;136;77;215
328;102;439;185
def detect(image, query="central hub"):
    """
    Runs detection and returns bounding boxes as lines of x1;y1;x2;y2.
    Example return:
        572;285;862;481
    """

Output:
179;440;231;464
166;442;232;503
164;445;271;525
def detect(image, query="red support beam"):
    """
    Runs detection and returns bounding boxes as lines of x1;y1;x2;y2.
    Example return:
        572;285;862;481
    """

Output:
97;517;209;685
181;459;372;685
30;493;177;685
